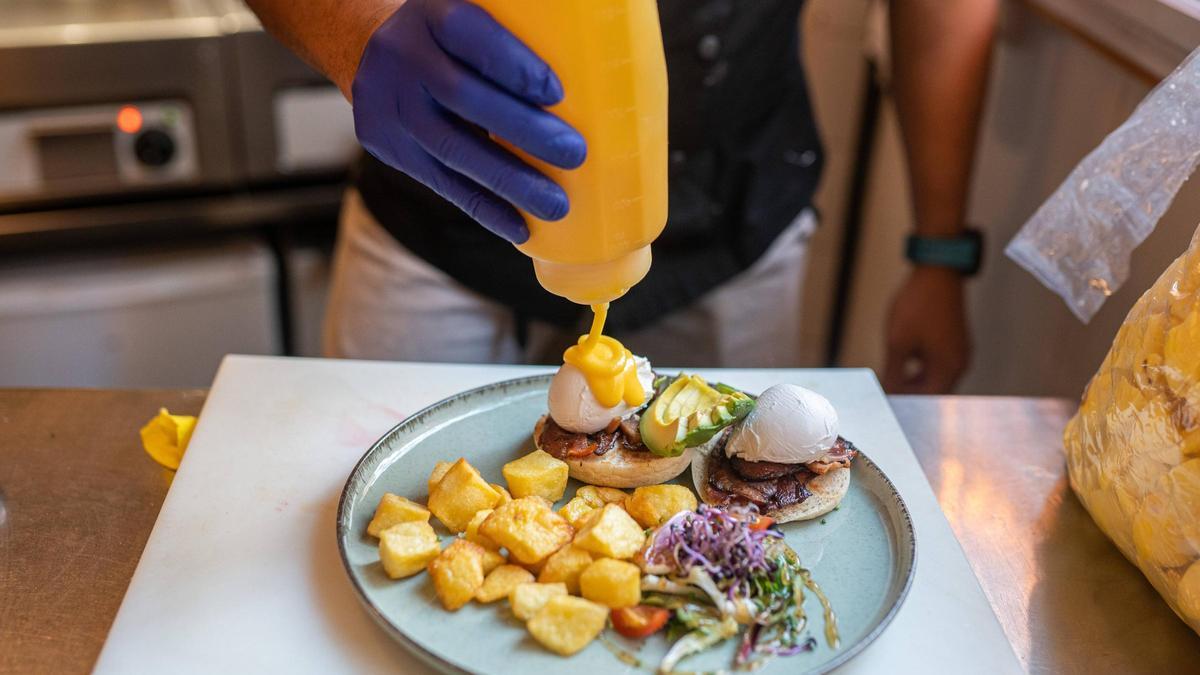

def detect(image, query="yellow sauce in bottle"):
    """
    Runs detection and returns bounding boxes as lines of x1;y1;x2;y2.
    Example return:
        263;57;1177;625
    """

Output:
562;303;646;408
468;0;669;307
468;0;668;405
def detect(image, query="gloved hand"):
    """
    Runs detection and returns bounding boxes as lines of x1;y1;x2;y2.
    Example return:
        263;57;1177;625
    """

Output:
352;0;586;244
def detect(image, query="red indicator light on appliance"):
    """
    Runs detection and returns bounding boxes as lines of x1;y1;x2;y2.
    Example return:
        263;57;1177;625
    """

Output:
117;106;143;134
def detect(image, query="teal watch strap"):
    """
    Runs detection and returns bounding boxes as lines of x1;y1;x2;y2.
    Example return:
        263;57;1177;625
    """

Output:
905;230;983;276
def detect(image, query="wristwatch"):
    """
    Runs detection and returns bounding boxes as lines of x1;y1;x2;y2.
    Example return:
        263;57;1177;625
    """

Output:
905;229;983;276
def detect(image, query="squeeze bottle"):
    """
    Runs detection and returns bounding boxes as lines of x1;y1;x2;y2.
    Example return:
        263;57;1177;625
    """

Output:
471;0;669;305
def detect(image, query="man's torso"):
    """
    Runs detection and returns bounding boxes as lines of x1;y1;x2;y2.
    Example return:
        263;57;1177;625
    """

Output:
354;0;823;331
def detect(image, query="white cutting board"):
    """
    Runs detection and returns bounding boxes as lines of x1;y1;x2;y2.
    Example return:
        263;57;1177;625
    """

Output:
95;355;1020;674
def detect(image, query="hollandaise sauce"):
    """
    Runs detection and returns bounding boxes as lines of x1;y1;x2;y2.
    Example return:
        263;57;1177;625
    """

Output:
562;303;645;408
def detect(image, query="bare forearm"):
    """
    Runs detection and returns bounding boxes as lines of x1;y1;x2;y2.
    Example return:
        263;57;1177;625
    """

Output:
245;0;402;99
890;0;998;237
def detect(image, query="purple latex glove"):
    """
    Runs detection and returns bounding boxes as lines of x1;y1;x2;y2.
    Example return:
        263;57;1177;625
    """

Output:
352;0;586;244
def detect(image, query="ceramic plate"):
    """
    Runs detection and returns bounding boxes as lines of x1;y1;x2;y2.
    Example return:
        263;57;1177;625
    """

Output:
337;375;915;674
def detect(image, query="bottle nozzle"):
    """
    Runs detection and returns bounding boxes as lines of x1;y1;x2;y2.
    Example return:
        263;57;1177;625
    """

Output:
531;245;652;305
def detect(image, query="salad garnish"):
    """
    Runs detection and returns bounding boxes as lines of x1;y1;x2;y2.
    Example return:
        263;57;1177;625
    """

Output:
638;504;838;672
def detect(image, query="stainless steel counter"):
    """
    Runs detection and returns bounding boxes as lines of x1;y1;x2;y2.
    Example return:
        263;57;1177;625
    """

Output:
895;396;1200;673
0;389;206;674
2;391;1199;673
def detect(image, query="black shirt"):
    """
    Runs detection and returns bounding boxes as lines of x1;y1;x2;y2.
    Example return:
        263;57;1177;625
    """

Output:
354;0;823;333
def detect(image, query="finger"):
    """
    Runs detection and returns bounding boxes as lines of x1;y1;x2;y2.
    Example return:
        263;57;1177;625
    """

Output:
428;0;565;107
404;97;570;222
922;355;965;395
433;168;530;244
424;161;531;243
882;342;913;394
376;127;530;243
890;355;934;394
425;65;586;169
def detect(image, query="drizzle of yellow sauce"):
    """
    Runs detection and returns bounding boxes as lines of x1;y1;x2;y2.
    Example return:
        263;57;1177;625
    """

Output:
801;569;840;649
562;303;646;408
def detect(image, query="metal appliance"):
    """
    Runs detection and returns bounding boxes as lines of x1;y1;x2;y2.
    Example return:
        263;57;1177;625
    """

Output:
0;0;358;386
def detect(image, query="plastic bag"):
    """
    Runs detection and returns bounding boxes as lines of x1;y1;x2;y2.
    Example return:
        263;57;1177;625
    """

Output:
1008;47;1200;633
1064;230;1200;633
1007;47;1200;323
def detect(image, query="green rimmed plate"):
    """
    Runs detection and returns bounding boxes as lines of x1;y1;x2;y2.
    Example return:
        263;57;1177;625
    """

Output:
336;375;915;674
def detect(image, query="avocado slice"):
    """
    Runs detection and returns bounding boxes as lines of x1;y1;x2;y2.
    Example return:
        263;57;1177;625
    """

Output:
639;374;754;457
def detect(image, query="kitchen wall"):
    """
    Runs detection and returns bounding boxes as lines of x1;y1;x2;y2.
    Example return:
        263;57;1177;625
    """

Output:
959;4;1200;397
834;0;1200;397
796;0;872;366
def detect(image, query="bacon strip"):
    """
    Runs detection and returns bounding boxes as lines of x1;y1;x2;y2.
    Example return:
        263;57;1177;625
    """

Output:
708;437;859;510
538;417;597;459
538;416;648;460
618;417;642;446
728;438;858;480
708;452;813;510
806;438;858;475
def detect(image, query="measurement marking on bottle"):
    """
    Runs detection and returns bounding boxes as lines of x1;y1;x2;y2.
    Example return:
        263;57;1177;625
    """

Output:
593;5;628;20
603;105;639;119
602;56;635;71
608;196;645;209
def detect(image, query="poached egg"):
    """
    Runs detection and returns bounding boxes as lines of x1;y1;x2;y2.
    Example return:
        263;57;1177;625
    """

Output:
726;384;838;464
548;356;654;434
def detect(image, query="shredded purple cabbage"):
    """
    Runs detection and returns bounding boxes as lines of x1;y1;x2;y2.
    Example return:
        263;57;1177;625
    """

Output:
645;505;829;668
644;504;782;592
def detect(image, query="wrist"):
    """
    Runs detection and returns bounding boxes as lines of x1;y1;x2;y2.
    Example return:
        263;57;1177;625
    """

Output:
912;221;965;238
905;228;983;277
341;2;405;100
911;264;965;283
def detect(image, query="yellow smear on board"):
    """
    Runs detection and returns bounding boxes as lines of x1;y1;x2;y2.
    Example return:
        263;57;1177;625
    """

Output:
140;408;197;470
562;303;645;408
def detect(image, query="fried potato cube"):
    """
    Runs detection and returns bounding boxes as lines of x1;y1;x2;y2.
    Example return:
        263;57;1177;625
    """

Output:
427;539;489;610
1182;428;1200;458
479;546;505;575
475;564;535;603
1165;311;1200;395
624;485;698;529
577;485;629;508
509;581;568;621
1133;492;1196;568
537;544;594;594
367;493;432;537
428;460;454;494
579;558;641;608
480;496;574;565
378;521;441;579
571;497;626;532
428;458;503;533
575;506;604;531
1180;560;1200;623
491;484;513;504
514;554;548;576
465;509;501;551
573;503;646;559
503;450;569;501
558;497;598;529
527;595;608;656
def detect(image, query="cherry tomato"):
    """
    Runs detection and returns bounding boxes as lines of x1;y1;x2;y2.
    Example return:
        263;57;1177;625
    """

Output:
749;515;775;531
611;606;671;639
